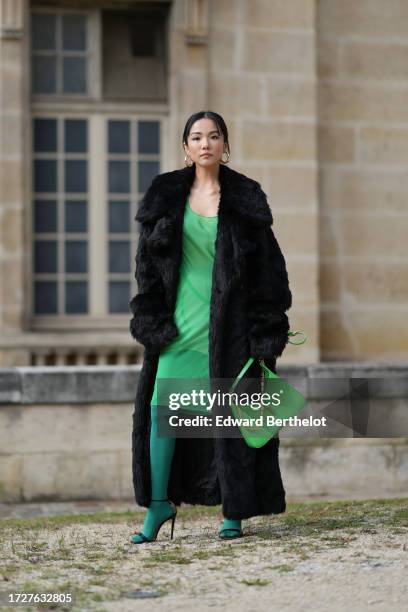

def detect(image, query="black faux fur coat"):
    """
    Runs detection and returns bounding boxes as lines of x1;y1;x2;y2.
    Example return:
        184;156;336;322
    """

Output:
130;163;292;520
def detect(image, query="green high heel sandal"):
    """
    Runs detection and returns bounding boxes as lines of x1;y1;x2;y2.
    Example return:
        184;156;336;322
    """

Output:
131;498;177;544
219;527;243;540
219;517;244;540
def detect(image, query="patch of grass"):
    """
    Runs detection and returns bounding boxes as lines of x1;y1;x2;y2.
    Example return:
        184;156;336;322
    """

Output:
393;506;408;523
39;570;62;580
89;578;107;587
252;497;408;541
323;540;347;548
55;580;74;591
209;546;235;557
0;510;140;531
65;562;88;570
0;562;20;577
20;579;42;591
253;530;285;540
26;540;49;551
148;551;192;564
281;542;312;559
282;539;315;550
239;578;270;586
91;593;105;602
90;565;114;576
389;527;406;534
191;550;213;560
107;550;127;562
46;550;74;562
2;498;407;535
83;551;106;562
137;577;182;593
268;564;294;572
0;505;221;533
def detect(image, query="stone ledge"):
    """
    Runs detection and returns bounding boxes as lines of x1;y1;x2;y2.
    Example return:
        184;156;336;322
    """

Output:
1;362;408;405
0;366;140;405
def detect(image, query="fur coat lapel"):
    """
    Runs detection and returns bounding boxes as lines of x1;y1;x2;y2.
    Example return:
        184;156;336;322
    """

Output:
135;164;273;321
136;163;273;226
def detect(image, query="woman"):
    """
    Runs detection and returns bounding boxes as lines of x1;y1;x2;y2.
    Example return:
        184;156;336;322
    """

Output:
129;111;292;543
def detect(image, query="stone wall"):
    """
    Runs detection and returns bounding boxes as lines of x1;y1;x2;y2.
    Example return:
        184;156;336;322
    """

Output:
317;0;408;360
0;0;29;366
208;0;319;365
1;363;407;503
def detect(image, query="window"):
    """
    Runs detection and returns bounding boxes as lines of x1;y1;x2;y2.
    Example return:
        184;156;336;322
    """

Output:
31;13;89;95
30;6;169;326
33;117;89;315
32;113;163;320
31;4;169;102
107;119;160;313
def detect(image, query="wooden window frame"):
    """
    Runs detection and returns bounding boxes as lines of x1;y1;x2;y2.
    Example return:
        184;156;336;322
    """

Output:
28;6;168;331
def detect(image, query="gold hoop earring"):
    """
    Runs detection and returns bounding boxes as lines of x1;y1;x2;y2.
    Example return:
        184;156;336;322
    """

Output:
184;154;194;167
221;150;230;164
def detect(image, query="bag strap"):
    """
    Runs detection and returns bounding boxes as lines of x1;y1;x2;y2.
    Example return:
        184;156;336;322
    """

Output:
230;357;256;393
231;330;307;392
288;330;307;345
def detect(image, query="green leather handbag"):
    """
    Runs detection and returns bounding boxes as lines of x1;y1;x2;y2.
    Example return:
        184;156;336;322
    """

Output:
228;330;308;448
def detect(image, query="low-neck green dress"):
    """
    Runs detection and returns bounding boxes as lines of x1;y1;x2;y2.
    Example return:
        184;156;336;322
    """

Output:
151;196;218;413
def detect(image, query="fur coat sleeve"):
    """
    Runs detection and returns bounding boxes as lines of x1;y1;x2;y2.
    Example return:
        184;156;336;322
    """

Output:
246;223;292;359
129;220;179;351
129;176;179;350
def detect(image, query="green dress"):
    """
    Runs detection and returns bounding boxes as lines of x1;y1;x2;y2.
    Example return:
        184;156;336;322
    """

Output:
151;196;218;413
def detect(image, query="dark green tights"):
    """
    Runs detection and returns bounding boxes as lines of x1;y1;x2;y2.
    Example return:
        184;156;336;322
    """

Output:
132;405;176;542
132;405;241;542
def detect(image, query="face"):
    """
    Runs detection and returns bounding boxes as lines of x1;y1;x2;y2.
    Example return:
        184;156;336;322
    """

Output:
183;118;229;167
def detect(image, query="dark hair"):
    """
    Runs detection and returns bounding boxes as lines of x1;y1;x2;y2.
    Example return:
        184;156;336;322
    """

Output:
182;111;229;149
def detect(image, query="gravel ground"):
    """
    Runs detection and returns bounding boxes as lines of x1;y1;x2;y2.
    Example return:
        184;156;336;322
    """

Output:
0;498;407;612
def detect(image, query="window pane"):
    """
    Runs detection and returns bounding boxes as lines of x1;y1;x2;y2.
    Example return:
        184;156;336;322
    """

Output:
32;14;56;50
34;118;57;152
34;160;57;193
109;201;130;233
34;240;57;273
65;281;88;314
32;56;57;94
129;20;156;57
65;160;87;193
62;15;86;51
34;281;58;314
138;121;160;154
34;200;57;233
63;57;87;94
108;121;130;153
138;161;159;193
65;200;87;233
65;119;87;153
108;161;130;194
65;241;87;273
109;281;130;314
109;241;130;273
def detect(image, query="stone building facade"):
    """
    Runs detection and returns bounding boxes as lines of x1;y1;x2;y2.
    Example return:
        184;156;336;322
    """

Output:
0;0;407;367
